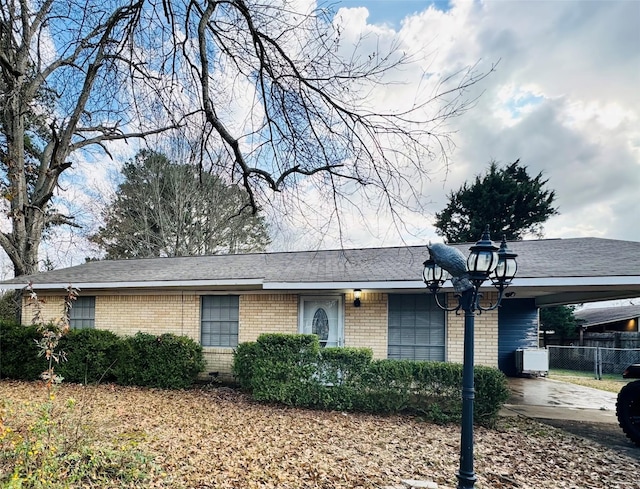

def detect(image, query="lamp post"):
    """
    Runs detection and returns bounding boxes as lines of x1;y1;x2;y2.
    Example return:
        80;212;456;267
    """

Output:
422;227;517;489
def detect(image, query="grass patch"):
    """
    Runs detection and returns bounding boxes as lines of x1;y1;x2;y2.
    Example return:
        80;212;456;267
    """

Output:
0;384;161;488
549;369;632;393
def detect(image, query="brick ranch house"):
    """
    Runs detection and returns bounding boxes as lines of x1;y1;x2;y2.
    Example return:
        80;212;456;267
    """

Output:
2;237;640;379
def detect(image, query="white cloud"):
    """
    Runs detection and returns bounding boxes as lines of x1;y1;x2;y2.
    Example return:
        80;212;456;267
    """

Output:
272;0;639;250
3;0;637;276
248;0;640;252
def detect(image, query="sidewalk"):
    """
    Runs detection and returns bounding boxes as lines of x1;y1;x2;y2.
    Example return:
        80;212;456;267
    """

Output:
500;376;619;424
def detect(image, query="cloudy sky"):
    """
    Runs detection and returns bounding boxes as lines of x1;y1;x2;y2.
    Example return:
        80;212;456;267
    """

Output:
2;0;638;277
293;0;639;250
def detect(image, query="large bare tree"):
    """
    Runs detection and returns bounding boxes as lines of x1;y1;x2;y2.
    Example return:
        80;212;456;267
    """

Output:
0;0;180;275
1;0;492;276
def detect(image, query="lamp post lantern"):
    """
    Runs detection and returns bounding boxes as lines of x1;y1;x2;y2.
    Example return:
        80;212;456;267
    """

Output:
423;227;518;489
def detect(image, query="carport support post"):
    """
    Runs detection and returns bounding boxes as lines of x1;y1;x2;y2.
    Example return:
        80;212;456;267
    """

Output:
457;288;477;489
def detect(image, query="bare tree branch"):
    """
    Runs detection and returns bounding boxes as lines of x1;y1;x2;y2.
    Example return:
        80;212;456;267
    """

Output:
0;0;493;275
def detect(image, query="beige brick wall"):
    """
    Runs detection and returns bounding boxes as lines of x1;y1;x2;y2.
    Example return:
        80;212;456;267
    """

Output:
22;289;501;377
238;294;298;343
446;291;499;367
344;290;387;359
95;294;200;341
22;293;66;326
22;292;200;340
202;347;235;381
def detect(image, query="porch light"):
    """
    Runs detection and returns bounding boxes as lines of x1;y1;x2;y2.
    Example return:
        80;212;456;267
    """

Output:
353;289;362;307
422;258;450;295
466;226;500;280
422;226;518;489
491;236;518;287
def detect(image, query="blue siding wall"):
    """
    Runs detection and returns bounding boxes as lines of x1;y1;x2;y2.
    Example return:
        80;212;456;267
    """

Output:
498;298;539;376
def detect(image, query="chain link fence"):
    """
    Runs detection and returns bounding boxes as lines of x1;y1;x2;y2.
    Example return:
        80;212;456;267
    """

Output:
548;345;640;379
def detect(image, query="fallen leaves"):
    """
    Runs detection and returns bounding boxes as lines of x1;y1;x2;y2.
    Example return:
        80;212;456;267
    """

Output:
1;380;638;489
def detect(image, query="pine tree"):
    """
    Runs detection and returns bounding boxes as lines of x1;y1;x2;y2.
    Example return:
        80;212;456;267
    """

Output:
90;150;270;259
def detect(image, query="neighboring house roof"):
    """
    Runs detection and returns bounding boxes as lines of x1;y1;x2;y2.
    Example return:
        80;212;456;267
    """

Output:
2;237;640;307
575;305;640;328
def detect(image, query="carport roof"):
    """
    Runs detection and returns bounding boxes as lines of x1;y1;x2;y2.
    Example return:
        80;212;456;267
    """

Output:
575;305;640;328
2;237;640;306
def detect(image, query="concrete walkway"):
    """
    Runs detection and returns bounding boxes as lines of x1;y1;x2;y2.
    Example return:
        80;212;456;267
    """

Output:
500;376;619;424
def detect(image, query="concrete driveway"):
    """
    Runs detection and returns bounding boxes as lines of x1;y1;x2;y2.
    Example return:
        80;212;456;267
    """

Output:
501;376;619;424
501;376;640;456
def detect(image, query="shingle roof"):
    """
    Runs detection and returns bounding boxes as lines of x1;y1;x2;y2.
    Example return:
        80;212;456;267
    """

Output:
575;305;640;327
2;237;640;289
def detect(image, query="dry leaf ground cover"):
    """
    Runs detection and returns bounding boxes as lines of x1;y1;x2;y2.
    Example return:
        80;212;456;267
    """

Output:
1;380;639;489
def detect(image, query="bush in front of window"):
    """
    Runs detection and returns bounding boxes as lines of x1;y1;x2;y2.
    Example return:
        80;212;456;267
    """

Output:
233;333;510;426
0;322;205;389
115;332;205;389
56;329;122;384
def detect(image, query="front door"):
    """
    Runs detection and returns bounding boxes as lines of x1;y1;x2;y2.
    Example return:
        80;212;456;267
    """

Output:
299;296;344;347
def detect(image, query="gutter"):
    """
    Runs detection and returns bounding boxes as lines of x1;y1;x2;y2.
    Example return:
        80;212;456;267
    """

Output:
3;276;639;292
1;278;264;290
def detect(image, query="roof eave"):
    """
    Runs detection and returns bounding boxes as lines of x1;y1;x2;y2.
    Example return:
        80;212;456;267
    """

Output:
1;278;265;291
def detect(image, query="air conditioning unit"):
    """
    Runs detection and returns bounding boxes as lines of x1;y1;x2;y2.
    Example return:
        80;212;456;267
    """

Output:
515;348;549;376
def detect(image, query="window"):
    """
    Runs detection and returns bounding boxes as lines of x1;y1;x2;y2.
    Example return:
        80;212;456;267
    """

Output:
201;295;239;347
70;296;95;329
388;294;445;361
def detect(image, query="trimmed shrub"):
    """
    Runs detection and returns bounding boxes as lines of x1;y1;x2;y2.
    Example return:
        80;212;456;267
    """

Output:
318;347;372;385
234;333;510;425
250;333;319;404
115;332;205;389
356;359;415;413
1;323;206;390
304;347;374;411
0;321;47;380
232;341;259;390
57;329;122;384
474;365;510;424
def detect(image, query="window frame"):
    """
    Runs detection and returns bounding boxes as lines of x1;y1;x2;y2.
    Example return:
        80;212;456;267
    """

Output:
200;295;240;348
387;293;446;361
69;296;96;330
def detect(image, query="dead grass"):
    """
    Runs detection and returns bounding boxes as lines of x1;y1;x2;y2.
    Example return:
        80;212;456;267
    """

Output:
1;380;639;489
548;373;632;393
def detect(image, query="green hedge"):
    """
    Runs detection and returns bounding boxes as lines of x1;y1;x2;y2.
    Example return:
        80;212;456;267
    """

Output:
250;334;320;404
0;322;205;389
232;333;510;425
0;321;48;380
232;341;259;390
114;332;205;389
57;329;121;384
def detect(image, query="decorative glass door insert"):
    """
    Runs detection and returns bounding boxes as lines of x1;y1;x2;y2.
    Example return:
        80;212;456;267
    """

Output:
299;296;344;347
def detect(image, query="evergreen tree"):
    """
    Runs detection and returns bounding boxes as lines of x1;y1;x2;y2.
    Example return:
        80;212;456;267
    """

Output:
434;160;558;243
1;0;490;276
90;150;270;259
540;305;581;346
0;290;21;323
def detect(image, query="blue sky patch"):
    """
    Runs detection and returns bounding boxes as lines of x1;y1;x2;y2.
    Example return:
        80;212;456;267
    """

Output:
335;0;451;27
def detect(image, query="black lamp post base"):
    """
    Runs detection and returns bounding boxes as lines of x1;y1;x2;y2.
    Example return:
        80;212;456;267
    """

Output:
457;471;478;489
